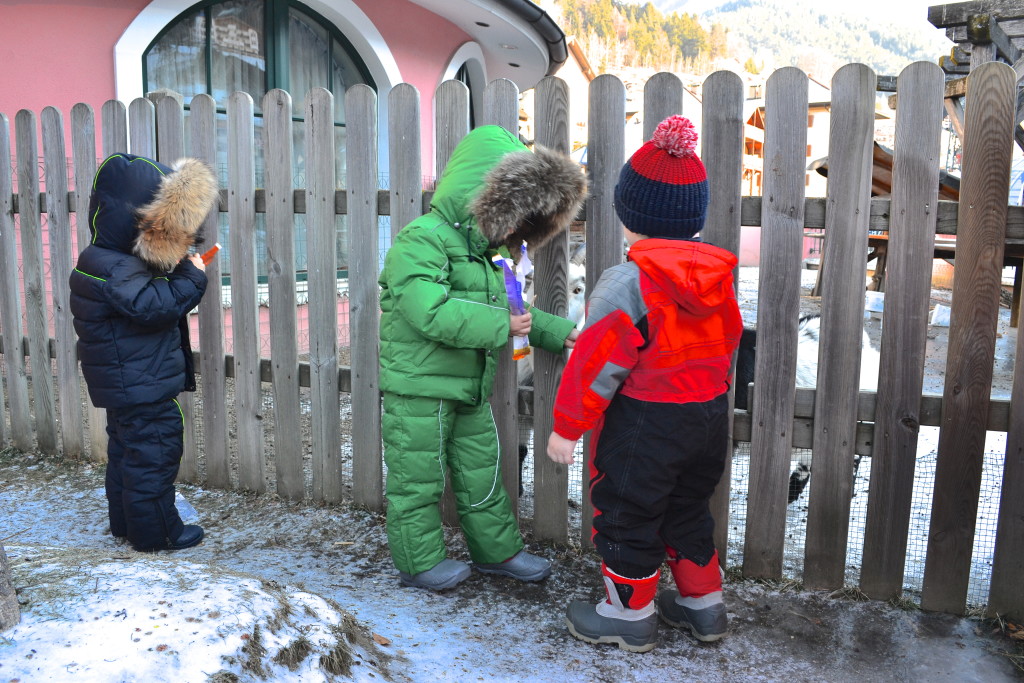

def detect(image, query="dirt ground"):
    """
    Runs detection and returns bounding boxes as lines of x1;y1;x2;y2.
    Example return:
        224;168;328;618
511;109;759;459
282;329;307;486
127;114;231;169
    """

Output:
2;449;1022;682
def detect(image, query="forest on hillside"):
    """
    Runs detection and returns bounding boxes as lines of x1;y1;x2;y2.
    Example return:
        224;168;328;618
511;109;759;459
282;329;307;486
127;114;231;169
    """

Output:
540;0;950;78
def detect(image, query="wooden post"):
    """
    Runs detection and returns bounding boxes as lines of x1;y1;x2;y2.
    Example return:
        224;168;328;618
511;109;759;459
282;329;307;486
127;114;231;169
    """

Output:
0;545;18;631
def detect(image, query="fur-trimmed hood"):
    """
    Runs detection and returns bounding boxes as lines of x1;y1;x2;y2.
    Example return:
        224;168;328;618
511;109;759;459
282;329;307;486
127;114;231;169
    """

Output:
87;154;219;272
430;126;587;251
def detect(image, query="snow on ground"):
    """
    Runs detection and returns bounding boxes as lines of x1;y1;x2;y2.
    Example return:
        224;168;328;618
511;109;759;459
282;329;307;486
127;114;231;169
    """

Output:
1;450;1021;682
2;545;392;682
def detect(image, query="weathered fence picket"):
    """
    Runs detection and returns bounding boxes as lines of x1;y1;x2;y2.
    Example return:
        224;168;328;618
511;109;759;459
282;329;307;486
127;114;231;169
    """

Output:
42;106;84;460
191;94;231;491
1;65;1022;620
306;88;342;503
922;61;1016;614
700;69;745;566
71;102;106;461
860;61;945;601
154;93;199;483
263;88;304;501
0;114;27;451
803;63;876;590
128;99;155;159
16;109;58;455
434;80;470;527
581;72;628;546
482;78;523;513
531;76;572;544
347;83;383;511
227;91;265;494
743;67;808;580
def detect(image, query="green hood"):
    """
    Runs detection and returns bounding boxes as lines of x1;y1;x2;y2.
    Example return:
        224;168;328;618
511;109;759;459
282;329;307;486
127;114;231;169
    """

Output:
432;125;587;252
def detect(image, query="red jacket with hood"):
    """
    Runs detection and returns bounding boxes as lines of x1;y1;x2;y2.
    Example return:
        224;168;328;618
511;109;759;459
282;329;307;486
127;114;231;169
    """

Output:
552;238;743;441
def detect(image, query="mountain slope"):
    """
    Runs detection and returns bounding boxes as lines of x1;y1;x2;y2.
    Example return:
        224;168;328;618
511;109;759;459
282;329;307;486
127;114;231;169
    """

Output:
616;0;951;75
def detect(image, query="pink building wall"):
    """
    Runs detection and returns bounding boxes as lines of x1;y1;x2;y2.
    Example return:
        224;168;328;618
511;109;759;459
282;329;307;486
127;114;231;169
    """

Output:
0;1;476;171
0;2;148;120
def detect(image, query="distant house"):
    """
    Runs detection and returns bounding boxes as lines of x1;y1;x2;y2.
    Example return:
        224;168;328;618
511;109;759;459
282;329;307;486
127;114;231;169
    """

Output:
0;0;567;175
740;75;835;266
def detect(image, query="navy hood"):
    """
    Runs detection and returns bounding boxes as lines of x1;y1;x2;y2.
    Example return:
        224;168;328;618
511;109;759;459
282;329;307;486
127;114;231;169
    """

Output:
87;153;219;271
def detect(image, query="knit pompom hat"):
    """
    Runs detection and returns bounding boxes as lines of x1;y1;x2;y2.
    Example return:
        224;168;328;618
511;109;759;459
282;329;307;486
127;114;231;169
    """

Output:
613;115;708;239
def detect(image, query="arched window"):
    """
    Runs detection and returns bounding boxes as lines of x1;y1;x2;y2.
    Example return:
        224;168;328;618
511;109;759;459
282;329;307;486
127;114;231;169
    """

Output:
142;0;376;283
145;0;373;115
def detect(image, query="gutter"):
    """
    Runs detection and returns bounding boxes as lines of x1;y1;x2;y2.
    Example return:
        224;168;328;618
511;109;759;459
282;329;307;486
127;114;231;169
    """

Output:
495;0;568;76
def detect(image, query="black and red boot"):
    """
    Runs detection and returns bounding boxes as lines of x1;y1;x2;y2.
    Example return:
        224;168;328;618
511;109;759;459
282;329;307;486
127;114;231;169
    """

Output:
565;564;660;653
658;549;728;642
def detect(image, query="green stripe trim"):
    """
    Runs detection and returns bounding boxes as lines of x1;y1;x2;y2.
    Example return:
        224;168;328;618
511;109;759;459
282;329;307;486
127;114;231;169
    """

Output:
172;398;184;425
73;268;106;282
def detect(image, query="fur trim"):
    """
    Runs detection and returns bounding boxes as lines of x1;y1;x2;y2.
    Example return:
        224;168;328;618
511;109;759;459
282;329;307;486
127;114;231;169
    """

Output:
133;158;219;271
470;144;587;250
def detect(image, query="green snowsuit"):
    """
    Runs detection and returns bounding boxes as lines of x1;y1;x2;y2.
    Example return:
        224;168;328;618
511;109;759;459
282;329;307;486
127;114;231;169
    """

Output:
379;125;587;575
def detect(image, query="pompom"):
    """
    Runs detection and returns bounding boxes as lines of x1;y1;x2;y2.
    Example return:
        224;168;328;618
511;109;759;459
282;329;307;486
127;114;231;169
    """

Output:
651;115;698;157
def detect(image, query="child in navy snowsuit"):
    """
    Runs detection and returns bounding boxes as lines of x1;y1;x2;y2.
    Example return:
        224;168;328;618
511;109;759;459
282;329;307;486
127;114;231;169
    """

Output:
548;116;743;652
70;153;219;551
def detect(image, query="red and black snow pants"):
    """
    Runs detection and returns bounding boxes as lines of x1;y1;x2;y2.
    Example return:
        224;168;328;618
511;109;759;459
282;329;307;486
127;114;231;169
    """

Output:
589;391;729;579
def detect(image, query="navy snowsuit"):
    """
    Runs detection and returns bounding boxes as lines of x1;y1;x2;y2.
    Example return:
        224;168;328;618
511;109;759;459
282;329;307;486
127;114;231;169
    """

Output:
69;153;212;551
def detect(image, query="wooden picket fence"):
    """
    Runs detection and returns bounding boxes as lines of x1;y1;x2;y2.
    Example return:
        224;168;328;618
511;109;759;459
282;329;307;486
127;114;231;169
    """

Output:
0;60;1022;621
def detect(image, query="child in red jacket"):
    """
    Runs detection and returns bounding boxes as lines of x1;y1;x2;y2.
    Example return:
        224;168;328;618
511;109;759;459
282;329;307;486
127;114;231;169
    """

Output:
547;116;742;652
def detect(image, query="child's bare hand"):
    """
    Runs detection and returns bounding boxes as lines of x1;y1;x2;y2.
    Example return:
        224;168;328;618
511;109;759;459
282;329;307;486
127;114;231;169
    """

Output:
564;328;579;349
509;311;532;336
547;432;577;465
186;253;206;272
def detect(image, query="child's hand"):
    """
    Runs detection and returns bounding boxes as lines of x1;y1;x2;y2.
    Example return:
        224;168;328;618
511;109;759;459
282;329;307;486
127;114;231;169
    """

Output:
564;328;579;349
547;432;577;465
509;311;532;337
186;253;206;272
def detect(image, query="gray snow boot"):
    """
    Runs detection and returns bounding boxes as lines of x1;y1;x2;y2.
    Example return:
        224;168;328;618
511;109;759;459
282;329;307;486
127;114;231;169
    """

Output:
565;564;660;653
565;600;659;653
657;589;728;642
474;550;551;581
398;559;471;591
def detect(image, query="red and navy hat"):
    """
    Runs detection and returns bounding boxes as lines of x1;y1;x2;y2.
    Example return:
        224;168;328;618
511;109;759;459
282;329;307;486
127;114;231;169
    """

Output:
614;115;708;239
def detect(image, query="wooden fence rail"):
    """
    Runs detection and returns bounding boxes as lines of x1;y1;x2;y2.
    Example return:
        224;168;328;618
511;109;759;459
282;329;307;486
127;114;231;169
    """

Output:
0;62;1021;621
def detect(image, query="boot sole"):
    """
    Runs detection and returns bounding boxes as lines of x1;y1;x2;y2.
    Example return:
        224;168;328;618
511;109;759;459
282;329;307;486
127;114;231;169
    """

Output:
474;566;551;582
399;568;471;591
658;614;727;642
565;617;657;653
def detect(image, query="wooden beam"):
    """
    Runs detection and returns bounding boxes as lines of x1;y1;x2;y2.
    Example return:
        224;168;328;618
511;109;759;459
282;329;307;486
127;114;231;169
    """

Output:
948;24;1024;45
940;55;970;74
930;2;1024;29
968;14;1022;63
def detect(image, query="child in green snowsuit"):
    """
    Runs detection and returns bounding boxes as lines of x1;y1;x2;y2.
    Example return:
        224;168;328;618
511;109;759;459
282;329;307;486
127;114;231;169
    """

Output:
378;126;587;590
